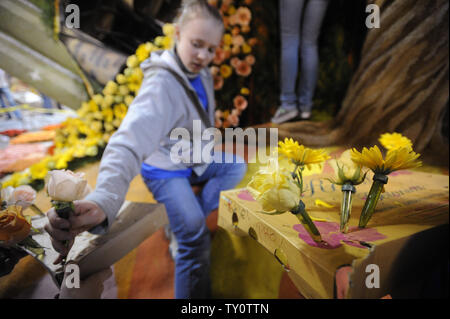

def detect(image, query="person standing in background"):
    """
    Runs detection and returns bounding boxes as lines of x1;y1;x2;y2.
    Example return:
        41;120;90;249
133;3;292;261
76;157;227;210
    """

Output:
271;0;329;124
0;68;23;121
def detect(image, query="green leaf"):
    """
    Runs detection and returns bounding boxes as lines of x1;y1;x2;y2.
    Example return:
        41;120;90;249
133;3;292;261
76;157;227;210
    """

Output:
19;237;43;249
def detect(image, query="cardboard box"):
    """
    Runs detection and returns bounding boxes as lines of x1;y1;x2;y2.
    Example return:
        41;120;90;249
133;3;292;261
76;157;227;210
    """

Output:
218;170;449;298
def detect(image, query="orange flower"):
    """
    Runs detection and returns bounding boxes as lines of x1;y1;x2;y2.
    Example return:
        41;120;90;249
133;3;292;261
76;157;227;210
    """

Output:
248;37;258;47
231;26;240;36
226;112;240;127
223;47;232;59
213;47;227;65
223;16;230;29
0;205;31;245
215;110;223;120
230;57;240;69
241;25;250;33
229;14;239;26
236;7;251;26
232;34;245;47
220;3;229;13
210;65;219;76
235;60;252;77
213;74;224;90
233;95;248;111
245;54;255;65
231;45;241;55
215;118;223;128
244;0;253;5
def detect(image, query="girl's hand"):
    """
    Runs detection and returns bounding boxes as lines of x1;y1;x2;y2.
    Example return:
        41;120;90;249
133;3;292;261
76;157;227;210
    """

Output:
45;200;106;264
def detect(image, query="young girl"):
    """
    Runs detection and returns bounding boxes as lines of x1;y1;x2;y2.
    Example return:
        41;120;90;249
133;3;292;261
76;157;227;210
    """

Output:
45;0;247;299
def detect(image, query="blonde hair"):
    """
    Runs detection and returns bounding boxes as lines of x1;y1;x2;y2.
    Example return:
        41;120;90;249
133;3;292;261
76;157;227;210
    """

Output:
175;0;224;31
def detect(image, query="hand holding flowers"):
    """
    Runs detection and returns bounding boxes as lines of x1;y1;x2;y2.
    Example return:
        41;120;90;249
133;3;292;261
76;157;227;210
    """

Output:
45;170;92;263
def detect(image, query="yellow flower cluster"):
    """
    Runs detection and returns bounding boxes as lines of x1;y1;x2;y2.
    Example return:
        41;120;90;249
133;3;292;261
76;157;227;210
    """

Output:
2;25;174;189
249;133;422;214
208;0;257;128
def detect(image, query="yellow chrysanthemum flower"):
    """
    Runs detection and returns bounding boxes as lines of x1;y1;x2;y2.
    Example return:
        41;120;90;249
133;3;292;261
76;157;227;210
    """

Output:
350;145;421;175
223;33;233;46
103;81;118;95
379;132;412;151
242;43;252;54
92;94;103;105
227;5;236;15
161;37;174;50
124;95;134;106
240;87;250;95
30;158;51;180
102;108;114;123
135;43;152;62
73;145;87;158
220;64;232;79
278;138;330;168
85;146;99;157
162;24;175;38
118;85;130;96
126;55;139;68
328;150;366;185
247;159;300;213
116;74;127;85
114;103;128;120
103;95;114;108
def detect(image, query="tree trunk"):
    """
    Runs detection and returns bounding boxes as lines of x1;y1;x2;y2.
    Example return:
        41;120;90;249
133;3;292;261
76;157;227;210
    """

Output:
276;0;449;165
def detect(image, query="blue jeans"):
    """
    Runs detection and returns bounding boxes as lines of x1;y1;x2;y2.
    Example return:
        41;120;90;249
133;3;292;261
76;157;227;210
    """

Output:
143;152;247;298
0;87;22;120
279;0;329;112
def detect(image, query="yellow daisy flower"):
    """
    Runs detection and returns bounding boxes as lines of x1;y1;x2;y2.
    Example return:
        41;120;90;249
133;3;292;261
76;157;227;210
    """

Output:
350;145;421;175
278;138;330;168
379;132;412;151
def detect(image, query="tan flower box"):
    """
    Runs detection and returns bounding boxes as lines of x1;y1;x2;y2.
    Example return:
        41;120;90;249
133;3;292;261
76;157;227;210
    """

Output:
218;170;449;298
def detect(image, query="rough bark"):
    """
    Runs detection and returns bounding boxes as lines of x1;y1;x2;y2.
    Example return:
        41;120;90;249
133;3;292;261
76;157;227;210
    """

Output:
276;0;449;165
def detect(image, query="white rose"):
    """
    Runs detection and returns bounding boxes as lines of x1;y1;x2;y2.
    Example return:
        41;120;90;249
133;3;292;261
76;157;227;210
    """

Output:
46;170;91;202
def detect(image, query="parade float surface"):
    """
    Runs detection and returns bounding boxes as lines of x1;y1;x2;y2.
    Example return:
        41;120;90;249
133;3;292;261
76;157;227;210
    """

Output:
218;168;449;299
